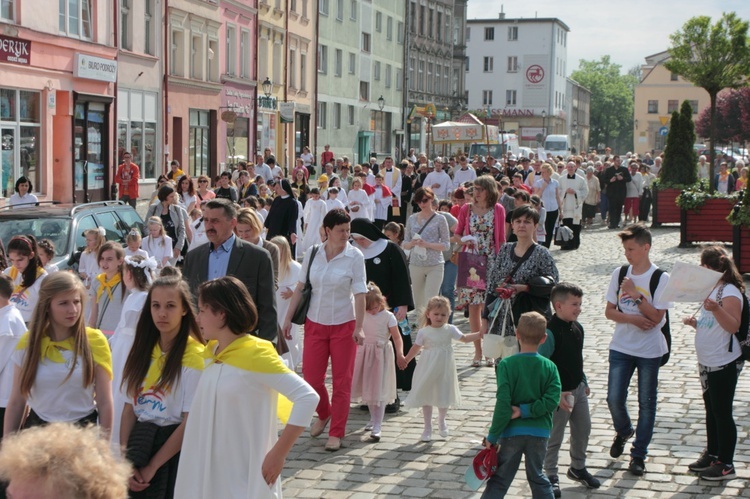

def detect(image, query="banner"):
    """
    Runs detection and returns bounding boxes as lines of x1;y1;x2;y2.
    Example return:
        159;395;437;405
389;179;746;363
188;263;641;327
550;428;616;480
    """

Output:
279;102;295;123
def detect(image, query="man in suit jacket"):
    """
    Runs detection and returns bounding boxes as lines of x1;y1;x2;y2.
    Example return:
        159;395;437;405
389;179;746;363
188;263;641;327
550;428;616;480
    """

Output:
183;198;278;341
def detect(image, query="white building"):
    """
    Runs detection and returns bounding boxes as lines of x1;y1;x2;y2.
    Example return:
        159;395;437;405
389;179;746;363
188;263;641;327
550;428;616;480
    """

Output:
465;14;570;147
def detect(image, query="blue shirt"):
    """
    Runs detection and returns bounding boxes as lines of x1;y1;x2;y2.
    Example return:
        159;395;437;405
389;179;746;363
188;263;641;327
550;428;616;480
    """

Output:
208;234;235;280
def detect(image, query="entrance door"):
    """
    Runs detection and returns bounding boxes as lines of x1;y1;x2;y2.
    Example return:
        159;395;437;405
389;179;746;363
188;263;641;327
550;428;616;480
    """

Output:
74;101;109;203
357;132;372;165
1;127;14;197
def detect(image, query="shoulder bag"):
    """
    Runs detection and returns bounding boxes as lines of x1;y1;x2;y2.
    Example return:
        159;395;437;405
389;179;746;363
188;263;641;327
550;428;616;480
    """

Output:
291;245;320;325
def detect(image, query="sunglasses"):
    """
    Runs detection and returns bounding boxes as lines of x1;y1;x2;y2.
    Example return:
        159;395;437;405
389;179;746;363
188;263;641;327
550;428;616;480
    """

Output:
418;198;434;204
198;180;208;183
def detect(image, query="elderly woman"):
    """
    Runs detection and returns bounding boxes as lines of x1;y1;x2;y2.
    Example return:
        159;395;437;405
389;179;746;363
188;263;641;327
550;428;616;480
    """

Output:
533;163;562;249
145;184;188;264
282;209;367;452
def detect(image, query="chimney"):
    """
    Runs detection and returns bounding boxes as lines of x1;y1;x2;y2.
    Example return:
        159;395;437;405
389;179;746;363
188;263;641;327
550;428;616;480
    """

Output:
499;4;505;19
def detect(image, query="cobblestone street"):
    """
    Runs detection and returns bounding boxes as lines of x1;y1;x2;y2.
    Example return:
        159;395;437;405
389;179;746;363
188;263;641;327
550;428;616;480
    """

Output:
281;224;750;498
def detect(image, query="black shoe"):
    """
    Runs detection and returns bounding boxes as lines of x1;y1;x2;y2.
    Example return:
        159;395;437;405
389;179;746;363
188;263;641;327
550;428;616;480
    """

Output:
699;462;736;481
384;397;400;414
359;404;368;411
629;457;646;476
566;467;601;489
688;450;717;472
548;475;561;498
609;428;634;458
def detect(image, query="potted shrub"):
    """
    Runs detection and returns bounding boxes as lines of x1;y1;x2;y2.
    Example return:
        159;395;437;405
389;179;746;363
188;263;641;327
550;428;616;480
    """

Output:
729;185;750;273
677;181;739;247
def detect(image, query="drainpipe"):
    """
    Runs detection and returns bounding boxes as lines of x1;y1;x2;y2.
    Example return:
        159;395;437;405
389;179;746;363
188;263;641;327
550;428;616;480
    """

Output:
313;4;319;172
163;0;170;172
112;0;119;200
284;6;289;177
253;6;259;159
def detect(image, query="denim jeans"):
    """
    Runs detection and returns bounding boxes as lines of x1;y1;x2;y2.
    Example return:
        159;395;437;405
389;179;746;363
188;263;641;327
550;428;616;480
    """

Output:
600;192;609;220
606;349;660;459
481;436;553;499
440;260;458;323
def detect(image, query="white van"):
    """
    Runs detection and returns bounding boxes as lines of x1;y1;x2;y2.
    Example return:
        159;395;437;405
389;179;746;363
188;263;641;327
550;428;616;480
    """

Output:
544;134;570;159
469;133;519;159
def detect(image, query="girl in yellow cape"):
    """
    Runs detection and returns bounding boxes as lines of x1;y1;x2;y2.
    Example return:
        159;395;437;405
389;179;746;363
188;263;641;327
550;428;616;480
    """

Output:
119;274;205;498
88;241;126;335
3;272;113;435
175;276;319;499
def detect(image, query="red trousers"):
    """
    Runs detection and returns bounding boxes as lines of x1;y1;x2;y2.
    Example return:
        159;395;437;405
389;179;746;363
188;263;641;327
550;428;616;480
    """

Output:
302;319;356;438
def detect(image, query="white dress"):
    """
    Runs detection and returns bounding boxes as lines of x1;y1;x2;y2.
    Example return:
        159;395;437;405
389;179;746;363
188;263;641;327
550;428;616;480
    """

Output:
372;187;392;221
109;289;148;455
300;199;327;255
351;310;397;405
142;235;173;269
348;189;372;220
276;261;303;370
403;325;463;408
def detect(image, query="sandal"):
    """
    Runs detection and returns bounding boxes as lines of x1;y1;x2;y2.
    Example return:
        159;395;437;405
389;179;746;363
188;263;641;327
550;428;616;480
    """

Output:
485;358;495;367
471;359;481;368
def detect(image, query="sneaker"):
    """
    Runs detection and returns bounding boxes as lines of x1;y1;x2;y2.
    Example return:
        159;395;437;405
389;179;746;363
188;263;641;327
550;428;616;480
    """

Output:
700;462;736;481
609;428;634;458
629;457;646;476
688;450;717;472
548;475;561;498
566;467;601;489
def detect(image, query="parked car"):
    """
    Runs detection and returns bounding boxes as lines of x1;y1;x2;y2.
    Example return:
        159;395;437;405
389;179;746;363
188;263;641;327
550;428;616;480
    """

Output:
0;201;144;271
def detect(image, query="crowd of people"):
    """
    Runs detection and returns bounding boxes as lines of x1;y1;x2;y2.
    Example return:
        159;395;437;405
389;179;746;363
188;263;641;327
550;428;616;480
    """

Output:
0;147;743;498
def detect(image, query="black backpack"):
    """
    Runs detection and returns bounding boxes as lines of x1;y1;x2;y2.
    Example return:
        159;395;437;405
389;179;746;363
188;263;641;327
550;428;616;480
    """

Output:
717;284;750;362
616;266;671;366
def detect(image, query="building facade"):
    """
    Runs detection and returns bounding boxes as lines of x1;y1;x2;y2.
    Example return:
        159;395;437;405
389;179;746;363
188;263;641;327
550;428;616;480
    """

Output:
465;15;570;149
256;0;286;163
633;51;708;156
317;0;404;165
566;77;591;155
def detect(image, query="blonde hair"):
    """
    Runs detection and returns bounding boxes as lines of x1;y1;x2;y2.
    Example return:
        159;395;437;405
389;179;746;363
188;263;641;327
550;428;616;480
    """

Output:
365;282;388;312
516;311;547;345
146;217;166;248
125;229;142;246
0;423;131;499
83;228;105;255
540;163;555;175
236;207;264;236
420;296;451;327
20;272;93;398
270;236;293;282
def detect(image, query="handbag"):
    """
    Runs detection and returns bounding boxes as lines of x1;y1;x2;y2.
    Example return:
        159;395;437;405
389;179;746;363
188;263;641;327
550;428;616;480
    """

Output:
554;222;573;246
484;299;519;359
291;245;319;325
457;251;488;290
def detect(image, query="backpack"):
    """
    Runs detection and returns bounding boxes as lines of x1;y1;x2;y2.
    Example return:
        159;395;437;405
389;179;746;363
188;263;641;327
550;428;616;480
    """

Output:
717;284;750;362
616;265;671;366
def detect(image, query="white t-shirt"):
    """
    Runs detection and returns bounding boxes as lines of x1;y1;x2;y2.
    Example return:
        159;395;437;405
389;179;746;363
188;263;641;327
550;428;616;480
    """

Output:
188;218;208;252
0;304;27;405
44;263;60;274
4;267;47;322
126;365;202;426
125;247;149;259
695;283;744;367
9;193;38;209
79;251;100;281
142;235;173;268
605;264;672;359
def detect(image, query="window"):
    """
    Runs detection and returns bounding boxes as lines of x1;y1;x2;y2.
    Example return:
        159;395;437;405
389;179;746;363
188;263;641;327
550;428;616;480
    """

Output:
397;21;404;44
189;109;210;177
350;0;356;20
437;12;442;42
428;8;433;38
59;0;92;39
508;26;518;40
419;5;425;35
483;57;493;72
317;101;327;128
484;27;494;41
336;0;343;21
361;32;371;53
374;61;381;81
466;27;471;41
191;35;203;80
0;89;42;195
290;0;297;11
387;16;393;40
506;90;517;106
667;99;679;113
670;72;679;81
409;57;415;90
427;63;432;92
1;0;14;21
409;2;415;32
435;65;441;92
318;44;328;73
207;38;219;82
117;89;158;179
258;36;268;81
302;0;308;18
334;49;342;77
647;100;658;113
319;0;328;15
465;56;469;71
239;30;250;78
144;0;155;55
348;52;355;74
376;12;382;32
689;100;699;114
289;49;297;88
385;64;392;88
171;30;184;76
300;53;307;90
418;61;424;91
226;25;236;76
359;81;369;101
333;103;341;129
272;41;282;84
396;68;402;91
483;90;493;106
348;105;354;125
120;0;131;50
507;56;518;72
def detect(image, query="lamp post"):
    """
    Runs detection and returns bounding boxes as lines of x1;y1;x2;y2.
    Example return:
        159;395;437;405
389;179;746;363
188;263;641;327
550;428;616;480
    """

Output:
377;95;385;156
262;77;272;97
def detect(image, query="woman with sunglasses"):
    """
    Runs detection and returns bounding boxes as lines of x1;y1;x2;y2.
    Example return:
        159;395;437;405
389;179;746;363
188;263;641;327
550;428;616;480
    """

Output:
195;175;216;207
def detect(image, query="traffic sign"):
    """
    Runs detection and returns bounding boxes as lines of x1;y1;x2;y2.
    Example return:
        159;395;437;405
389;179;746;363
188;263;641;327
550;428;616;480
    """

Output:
659;126;668;136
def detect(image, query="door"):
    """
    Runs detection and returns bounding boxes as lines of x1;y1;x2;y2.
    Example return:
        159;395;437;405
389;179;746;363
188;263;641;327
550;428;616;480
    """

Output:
1;127;14;197
74;101;109;203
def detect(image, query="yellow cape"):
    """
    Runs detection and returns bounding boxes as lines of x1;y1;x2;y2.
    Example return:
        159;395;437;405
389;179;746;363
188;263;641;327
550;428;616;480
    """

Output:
142;336;205;391
17;327;113;380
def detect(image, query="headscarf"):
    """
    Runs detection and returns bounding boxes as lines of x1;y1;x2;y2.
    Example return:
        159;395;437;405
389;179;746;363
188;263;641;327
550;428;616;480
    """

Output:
279;178;295;198
350;218;389;260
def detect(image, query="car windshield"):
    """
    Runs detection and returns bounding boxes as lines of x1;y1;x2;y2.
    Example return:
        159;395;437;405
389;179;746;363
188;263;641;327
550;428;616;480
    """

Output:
545;140;567;150
470;144;505;158
0;217;70;256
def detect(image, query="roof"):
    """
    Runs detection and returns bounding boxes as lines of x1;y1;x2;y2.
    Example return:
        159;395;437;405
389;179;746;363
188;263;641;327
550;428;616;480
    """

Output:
467;17;570;31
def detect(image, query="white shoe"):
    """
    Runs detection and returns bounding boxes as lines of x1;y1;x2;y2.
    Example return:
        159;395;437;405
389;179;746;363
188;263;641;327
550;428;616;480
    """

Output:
364;422;374;431
421;429;432;442
439;422;449;438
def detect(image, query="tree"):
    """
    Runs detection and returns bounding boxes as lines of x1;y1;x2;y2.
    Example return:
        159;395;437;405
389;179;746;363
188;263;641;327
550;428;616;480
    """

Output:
665;12;750;191
570;56;638;153
661;101;699;186
695;88;750;145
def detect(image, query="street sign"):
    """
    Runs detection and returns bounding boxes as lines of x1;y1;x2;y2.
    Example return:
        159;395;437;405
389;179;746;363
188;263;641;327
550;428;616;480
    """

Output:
659;126;668;136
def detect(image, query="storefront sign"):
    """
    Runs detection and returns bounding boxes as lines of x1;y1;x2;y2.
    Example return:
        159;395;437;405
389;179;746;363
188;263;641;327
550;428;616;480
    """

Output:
295;103;311;114
224;88;255;116
279;102;295;123
520;127;546;141
0;35;31;65
470;108;536;118
74;53;117;82
258;95;277;110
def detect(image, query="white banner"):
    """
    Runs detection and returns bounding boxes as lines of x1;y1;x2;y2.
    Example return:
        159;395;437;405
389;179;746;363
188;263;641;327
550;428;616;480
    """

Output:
659;262;723;303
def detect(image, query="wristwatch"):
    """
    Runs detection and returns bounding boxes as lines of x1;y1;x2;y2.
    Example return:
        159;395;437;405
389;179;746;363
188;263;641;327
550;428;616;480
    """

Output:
634;295;644;306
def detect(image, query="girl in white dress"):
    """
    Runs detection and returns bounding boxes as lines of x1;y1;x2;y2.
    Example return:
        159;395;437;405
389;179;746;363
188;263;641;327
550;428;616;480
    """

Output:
79;227;104;288
301;188;328;255
403;296;483;442
348;177;372;220
325;187;346;212
4;235;48;323
109;254;155;454
37;239;59;274
351;283;406;441
142;217;173;270
124;229;148;258
270;236;303;369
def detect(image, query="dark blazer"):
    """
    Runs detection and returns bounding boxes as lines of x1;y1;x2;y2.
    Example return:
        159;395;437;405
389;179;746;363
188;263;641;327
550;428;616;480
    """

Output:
715;173;736;193
183;236;277;342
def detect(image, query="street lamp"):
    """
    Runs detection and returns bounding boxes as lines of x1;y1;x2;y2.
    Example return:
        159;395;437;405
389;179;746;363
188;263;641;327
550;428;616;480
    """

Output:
376;96;385;155
377;95;385;111
262;77;272;98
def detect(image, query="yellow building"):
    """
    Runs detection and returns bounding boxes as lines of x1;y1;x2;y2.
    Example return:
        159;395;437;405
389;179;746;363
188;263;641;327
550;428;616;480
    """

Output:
257;1;287;165
634;51;708;156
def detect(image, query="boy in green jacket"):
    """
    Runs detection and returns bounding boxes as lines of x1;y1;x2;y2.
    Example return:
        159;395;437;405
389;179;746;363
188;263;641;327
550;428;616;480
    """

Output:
481;311;562;499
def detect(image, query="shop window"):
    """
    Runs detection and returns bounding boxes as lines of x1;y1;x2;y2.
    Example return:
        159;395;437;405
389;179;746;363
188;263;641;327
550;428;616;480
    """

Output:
226;117;249;166
59;0;92;40
189;110;210;178
1;89;41;197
